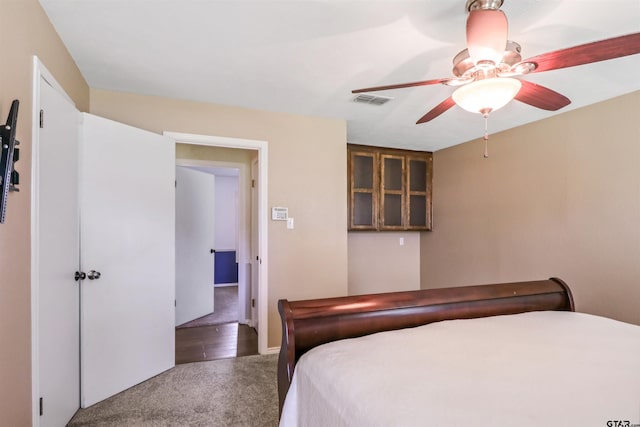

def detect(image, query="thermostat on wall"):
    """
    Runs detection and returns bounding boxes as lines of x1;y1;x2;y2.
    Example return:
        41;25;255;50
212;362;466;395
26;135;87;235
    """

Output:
271;207;289;221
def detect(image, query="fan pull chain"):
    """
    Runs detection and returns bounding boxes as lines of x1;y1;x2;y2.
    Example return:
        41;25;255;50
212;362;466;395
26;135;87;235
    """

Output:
483;114;489;158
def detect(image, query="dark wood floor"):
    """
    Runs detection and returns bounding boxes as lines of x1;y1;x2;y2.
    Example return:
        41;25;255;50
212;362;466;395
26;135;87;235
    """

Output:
175;322;258;364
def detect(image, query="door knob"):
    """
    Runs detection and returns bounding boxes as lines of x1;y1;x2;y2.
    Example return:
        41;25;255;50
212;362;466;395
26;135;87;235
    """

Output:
87;270;101;280
74;271;86;281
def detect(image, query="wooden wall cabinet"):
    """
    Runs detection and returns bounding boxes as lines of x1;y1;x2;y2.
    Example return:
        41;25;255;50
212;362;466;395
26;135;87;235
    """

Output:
348;144;432;231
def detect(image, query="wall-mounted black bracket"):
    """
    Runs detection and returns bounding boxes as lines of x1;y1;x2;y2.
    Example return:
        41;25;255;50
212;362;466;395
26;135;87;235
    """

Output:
0;100;20;224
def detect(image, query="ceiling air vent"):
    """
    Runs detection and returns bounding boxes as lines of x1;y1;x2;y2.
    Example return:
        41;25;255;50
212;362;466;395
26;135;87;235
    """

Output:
353;94;393;105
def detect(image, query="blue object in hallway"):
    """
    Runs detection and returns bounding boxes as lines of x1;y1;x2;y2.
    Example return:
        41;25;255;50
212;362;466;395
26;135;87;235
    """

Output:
214;250;238;284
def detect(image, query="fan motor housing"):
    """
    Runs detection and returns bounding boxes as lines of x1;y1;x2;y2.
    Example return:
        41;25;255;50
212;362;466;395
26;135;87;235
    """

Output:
452;40;522;77
466;0;503;11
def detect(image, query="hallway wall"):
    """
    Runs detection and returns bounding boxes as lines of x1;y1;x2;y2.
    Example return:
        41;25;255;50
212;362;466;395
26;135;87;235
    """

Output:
0;0;89;423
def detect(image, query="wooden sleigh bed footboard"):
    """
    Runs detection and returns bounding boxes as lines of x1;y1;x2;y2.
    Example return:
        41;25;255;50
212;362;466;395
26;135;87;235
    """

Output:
277;277;574;414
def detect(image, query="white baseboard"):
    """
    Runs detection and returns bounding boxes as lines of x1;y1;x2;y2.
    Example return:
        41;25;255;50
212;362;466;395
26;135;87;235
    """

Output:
266;346;280;355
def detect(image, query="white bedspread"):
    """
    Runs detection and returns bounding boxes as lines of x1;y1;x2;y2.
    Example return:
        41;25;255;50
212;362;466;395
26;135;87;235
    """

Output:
280;311;640;427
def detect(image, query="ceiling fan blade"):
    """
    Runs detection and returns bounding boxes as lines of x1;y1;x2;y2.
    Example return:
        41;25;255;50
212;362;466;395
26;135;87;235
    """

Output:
352;78;452;94
515;80;571;111
416;97;456;124
522;32;640;74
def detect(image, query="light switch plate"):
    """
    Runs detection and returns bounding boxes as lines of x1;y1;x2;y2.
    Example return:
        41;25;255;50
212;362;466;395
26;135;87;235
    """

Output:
287;218;294;229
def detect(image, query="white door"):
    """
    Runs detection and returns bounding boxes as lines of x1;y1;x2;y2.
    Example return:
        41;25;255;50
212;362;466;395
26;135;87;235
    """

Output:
79;113;175;407
37;77;81;426
250;158;259;328
175;166;216;326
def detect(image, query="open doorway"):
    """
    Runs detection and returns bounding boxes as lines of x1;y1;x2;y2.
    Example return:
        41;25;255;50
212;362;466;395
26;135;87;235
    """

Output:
174;163;254;362
170;136;267;362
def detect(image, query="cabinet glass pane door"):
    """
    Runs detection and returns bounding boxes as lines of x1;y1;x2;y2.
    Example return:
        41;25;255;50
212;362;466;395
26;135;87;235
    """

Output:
354;193;374;226
350;152;377;229
381;155;405;229
407;158;430;229
354;155;374;188
384;194;402;226
409;159;427;191
384;157;403;190
409;195;426;226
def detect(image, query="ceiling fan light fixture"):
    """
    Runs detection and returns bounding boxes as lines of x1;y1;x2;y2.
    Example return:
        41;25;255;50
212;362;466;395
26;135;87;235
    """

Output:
452;77;521;114
466;9;508;66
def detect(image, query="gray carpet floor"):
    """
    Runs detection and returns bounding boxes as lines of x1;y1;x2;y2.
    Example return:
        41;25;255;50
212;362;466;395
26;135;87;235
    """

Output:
178;286;239;328
68;353;279;427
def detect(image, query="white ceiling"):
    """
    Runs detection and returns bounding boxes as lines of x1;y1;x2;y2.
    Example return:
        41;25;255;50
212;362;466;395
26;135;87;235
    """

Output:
39;0;640;151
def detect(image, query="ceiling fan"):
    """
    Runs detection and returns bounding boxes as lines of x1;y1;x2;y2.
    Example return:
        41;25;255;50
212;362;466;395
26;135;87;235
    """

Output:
352;0;640;125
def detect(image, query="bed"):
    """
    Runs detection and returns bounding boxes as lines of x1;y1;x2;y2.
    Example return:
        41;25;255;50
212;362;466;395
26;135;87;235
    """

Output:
277;278;640;426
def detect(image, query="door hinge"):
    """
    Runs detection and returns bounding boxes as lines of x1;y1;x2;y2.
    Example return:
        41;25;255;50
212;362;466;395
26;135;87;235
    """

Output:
251;298;255;308
251;179;255;188
39;110;44;128
39;397;43;416
174;299;177;307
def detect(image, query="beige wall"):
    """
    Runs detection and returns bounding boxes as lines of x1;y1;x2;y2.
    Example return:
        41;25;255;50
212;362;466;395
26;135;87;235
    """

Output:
90;89;349;347
0;0;89;423
348;232;420;295
176;143;255;165
421;91;640;326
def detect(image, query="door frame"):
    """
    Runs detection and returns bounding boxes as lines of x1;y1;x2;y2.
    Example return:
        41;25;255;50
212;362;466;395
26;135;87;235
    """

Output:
30;56;79;426
167;132;269;354
250;157;259;329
